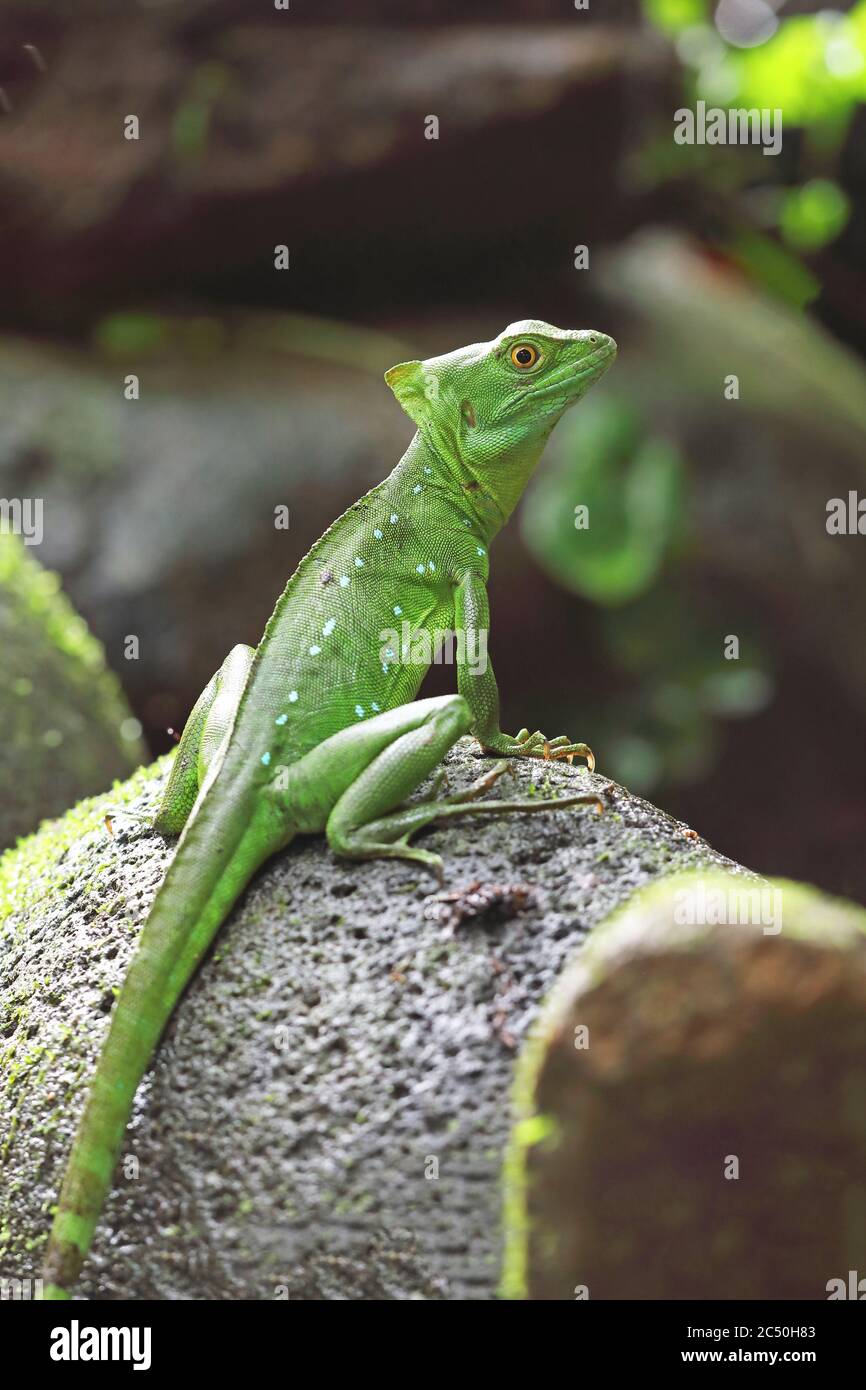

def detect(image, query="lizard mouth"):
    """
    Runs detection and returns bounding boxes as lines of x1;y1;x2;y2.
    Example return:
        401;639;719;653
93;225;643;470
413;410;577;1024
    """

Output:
523;341;617;409
562;336;617;382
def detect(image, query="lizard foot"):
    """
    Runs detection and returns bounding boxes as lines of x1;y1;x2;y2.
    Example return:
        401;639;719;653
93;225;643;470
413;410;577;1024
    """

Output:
482;729;595;771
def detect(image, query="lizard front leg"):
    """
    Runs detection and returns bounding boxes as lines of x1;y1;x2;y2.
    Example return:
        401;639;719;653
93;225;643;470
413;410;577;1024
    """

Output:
453;569;595;769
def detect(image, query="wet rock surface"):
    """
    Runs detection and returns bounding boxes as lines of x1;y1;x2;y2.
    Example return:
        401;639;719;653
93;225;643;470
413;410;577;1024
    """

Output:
0;738;741;1299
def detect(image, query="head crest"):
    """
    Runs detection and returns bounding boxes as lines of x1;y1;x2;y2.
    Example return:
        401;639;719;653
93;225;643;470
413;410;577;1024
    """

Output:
384;359;429;428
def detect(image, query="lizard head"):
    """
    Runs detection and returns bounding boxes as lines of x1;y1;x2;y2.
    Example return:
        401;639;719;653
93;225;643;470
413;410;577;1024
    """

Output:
385;320;616;529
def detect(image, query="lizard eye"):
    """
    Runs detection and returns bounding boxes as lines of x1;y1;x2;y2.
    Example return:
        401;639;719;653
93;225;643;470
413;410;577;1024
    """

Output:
510;343;539;370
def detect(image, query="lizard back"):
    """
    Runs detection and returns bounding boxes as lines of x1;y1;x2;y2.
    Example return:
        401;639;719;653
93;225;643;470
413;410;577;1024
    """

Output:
217;435;491;782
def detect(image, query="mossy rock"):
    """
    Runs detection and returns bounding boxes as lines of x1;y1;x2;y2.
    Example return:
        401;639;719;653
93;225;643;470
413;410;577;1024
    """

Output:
0;745;742;1300
0;534;145;848
505;872;866;1300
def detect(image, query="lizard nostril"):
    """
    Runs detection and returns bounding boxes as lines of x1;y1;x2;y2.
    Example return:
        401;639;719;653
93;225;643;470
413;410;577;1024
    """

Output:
588;335;597;343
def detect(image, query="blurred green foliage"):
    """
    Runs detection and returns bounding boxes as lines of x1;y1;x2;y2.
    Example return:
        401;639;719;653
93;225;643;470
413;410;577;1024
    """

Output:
521;395;684;606
724;5;866;131
92;310;408;374
640;0;862;306
596;586;774;791
521;396;773;793
172;62;233;163
647;0;866;136
528;0;866;796
779;178;851;253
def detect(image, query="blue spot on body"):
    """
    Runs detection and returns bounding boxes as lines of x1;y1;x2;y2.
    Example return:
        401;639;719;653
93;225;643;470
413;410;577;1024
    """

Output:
423;466;432;474
339;575;350;587
477;547;486;556
393;605;402;615
412;484;422;494
355;704;365;718
261;751;272;766
390;513;398;524
288;690;299;702
373;528;383;539
309;644;322;656
354;556;364;568
275;714;288;726
416;564;425;574
371;701;381;712
322;618;336;636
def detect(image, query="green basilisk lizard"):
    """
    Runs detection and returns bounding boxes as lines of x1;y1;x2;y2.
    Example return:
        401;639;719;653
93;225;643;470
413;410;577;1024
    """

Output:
41;319;616;1298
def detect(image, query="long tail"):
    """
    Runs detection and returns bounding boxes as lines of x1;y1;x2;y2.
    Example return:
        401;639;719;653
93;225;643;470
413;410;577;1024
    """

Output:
40;792;277;1299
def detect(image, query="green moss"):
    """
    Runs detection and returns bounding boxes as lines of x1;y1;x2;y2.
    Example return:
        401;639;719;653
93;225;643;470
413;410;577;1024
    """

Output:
1;537;116;684
500;1033;557;1300
0;534;146;846
0;757;167;929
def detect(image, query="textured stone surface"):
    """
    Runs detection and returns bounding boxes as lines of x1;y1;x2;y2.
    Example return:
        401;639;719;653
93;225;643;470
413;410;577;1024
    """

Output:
0;739;742;1300
507;872;866;1301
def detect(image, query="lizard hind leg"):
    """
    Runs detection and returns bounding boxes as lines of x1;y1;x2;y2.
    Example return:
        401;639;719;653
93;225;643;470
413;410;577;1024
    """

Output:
322;698;603;881
153;643;255;835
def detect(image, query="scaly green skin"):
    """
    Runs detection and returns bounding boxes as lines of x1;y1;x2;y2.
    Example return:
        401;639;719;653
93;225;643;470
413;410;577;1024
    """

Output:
40;320;616;1298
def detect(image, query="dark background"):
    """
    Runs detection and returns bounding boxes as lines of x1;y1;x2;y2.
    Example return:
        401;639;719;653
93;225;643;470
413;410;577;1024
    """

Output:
1;0;864;899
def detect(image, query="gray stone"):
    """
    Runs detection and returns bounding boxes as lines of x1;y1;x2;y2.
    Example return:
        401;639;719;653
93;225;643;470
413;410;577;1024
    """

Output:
0;738;741;1299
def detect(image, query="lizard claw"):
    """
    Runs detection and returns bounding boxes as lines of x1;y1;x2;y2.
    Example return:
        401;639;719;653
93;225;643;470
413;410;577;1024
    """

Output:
540;739;595;773
544;741;595;773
